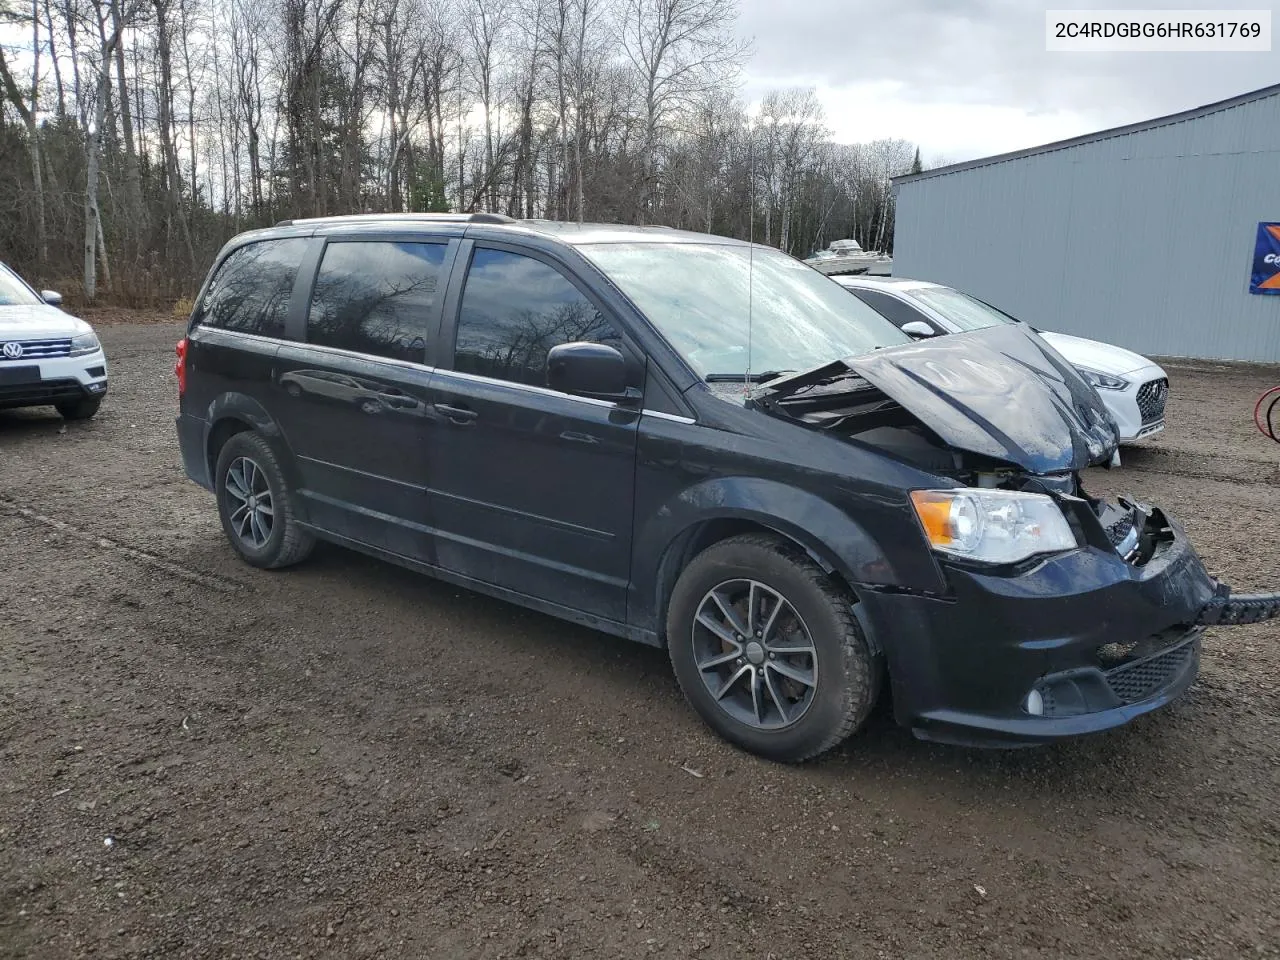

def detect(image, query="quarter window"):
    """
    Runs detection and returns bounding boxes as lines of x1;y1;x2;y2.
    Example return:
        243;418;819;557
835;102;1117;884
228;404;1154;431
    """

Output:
307;241;446;362
454;248;621;387
197;238;309;337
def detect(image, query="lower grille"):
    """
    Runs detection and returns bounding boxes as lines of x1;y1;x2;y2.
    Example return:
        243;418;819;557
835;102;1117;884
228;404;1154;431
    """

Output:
0;338;73;359
1136;378;1168;424
1103;637;1197;704
0;377;83;404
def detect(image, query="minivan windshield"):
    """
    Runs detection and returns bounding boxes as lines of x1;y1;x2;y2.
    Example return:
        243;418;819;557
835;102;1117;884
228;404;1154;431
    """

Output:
909;287;1019;332
0;264;41;306
581;242;908;378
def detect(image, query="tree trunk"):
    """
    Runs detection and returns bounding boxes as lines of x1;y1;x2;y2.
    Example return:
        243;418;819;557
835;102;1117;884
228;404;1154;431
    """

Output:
29;0;47;265
111;0;144;244
153;0;196;268
43;0;66;118
96;200;112;289
84;37;118;302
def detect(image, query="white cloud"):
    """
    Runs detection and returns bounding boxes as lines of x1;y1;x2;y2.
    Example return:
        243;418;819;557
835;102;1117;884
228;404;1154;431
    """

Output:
736;0;1280;161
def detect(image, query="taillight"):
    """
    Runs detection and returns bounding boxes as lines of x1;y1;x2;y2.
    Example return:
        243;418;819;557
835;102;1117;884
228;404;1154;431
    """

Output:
175;338;188;396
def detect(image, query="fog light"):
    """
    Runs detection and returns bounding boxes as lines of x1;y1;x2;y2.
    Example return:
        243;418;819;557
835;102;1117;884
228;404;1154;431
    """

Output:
1025;688;1045;716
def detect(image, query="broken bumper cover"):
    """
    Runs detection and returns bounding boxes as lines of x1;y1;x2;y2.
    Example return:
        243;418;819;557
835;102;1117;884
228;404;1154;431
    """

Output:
857;513;1273;747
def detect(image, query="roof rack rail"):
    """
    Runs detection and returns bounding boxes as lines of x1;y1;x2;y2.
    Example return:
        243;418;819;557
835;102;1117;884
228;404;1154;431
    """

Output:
273;212;517;228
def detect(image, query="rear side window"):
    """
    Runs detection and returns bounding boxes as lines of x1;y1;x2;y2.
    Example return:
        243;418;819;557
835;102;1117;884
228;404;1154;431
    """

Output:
196;238;308;337
307;241;446;362
453;248;621;387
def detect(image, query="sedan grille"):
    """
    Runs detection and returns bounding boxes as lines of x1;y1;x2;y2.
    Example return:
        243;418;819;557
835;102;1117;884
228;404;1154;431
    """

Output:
0;338;73;360
1136;378;1168;425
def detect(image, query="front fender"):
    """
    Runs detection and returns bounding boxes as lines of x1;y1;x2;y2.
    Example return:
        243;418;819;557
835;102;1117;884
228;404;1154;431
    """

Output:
628;475;946;639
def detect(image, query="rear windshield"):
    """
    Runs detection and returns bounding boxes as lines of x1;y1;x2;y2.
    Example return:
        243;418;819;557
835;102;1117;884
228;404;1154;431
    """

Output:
580;242;907;379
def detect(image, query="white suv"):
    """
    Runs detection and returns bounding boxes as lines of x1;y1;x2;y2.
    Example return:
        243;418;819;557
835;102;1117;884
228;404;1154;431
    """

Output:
0;262;108;420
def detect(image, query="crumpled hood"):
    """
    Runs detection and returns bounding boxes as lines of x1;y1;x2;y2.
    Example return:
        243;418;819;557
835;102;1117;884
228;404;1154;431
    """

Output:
841;324;1120;473
0;303;90;339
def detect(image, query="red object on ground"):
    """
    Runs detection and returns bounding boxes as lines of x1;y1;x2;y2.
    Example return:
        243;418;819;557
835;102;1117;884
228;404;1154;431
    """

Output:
1255;385;1280;442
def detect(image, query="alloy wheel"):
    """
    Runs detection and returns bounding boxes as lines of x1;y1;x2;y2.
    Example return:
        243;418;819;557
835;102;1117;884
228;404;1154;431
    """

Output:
692;579;818;730
224;456;274;549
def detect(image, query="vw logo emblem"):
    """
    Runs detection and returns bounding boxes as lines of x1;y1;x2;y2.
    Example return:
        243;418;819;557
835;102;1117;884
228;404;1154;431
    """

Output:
1;341;23;359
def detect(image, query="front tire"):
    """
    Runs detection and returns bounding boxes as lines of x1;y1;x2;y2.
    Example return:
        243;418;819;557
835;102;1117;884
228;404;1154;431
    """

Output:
56;396;102;420
667;534;880;762
215;432;314;569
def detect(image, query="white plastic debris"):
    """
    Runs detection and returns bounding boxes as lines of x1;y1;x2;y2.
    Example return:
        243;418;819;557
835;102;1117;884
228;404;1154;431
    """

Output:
103;837;115;848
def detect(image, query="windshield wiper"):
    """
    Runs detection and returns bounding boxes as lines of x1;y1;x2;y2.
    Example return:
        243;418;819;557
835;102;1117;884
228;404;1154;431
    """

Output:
705;370;795;384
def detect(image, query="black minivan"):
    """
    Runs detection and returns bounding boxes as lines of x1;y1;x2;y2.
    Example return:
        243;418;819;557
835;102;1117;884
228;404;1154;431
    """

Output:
175;213;1275;761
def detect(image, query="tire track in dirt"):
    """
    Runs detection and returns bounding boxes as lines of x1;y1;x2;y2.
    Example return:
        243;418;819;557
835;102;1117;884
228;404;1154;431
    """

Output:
0;493;248;595
1117;446;1280;486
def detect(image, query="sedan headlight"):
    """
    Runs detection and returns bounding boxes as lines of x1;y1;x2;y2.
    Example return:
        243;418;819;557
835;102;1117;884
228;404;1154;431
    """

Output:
909;488;1077;564
69;331;101;357
1077;367;1129;391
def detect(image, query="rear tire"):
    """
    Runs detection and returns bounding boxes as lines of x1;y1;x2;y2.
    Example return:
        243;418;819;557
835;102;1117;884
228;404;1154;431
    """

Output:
56;396;102;420
667;533;880;762
214;431;314;569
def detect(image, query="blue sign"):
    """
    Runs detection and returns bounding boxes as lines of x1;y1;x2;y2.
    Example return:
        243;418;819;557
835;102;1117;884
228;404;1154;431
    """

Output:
1249;222;1280;294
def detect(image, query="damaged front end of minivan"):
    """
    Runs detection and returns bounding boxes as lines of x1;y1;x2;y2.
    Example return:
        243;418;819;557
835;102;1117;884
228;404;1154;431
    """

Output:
749;324;1279;746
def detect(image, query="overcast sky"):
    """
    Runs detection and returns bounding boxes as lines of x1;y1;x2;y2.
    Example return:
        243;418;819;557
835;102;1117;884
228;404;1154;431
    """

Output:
736;0;1279;163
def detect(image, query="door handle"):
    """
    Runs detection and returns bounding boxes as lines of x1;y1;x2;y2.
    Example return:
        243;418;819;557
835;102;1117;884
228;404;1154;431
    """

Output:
433;402;478;424
560;430;599;445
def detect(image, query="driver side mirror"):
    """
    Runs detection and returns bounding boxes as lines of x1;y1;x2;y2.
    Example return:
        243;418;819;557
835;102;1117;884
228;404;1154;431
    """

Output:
901;320;936;339
546;341;639;404
41;290;63;307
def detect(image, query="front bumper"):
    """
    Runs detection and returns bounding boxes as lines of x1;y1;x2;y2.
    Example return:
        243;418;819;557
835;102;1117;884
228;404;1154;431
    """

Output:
0;348;109;410
859;511;1223;747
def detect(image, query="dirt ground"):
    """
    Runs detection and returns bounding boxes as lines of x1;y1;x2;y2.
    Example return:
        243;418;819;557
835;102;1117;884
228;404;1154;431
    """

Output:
2;318;1278;960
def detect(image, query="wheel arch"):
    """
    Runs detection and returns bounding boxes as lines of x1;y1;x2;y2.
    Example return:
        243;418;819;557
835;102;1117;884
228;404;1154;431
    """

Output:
649;514;875;652
203;392;303;496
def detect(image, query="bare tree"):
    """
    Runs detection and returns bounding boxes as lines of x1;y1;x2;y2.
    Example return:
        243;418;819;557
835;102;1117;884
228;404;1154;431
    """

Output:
0;0;48;263
0;0;918;305
79;0;146;300
464;0;508;211
620;0;747;221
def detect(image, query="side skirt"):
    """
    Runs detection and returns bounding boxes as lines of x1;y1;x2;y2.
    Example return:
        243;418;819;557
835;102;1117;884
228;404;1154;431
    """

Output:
297;522;662;648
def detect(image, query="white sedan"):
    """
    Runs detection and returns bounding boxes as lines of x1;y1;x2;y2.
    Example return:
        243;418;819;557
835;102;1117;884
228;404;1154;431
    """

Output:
833;276;1168;444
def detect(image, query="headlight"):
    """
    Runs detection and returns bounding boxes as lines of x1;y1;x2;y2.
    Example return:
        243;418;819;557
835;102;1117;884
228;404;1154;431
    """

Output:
1077;367;1129;391
909;488;1077;564
69;332;101;357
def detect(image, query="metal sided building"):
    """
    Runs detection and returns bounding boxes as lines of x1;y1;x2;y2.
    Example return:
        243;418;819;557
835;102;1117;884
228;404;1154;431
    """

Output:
891;84;1280;364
